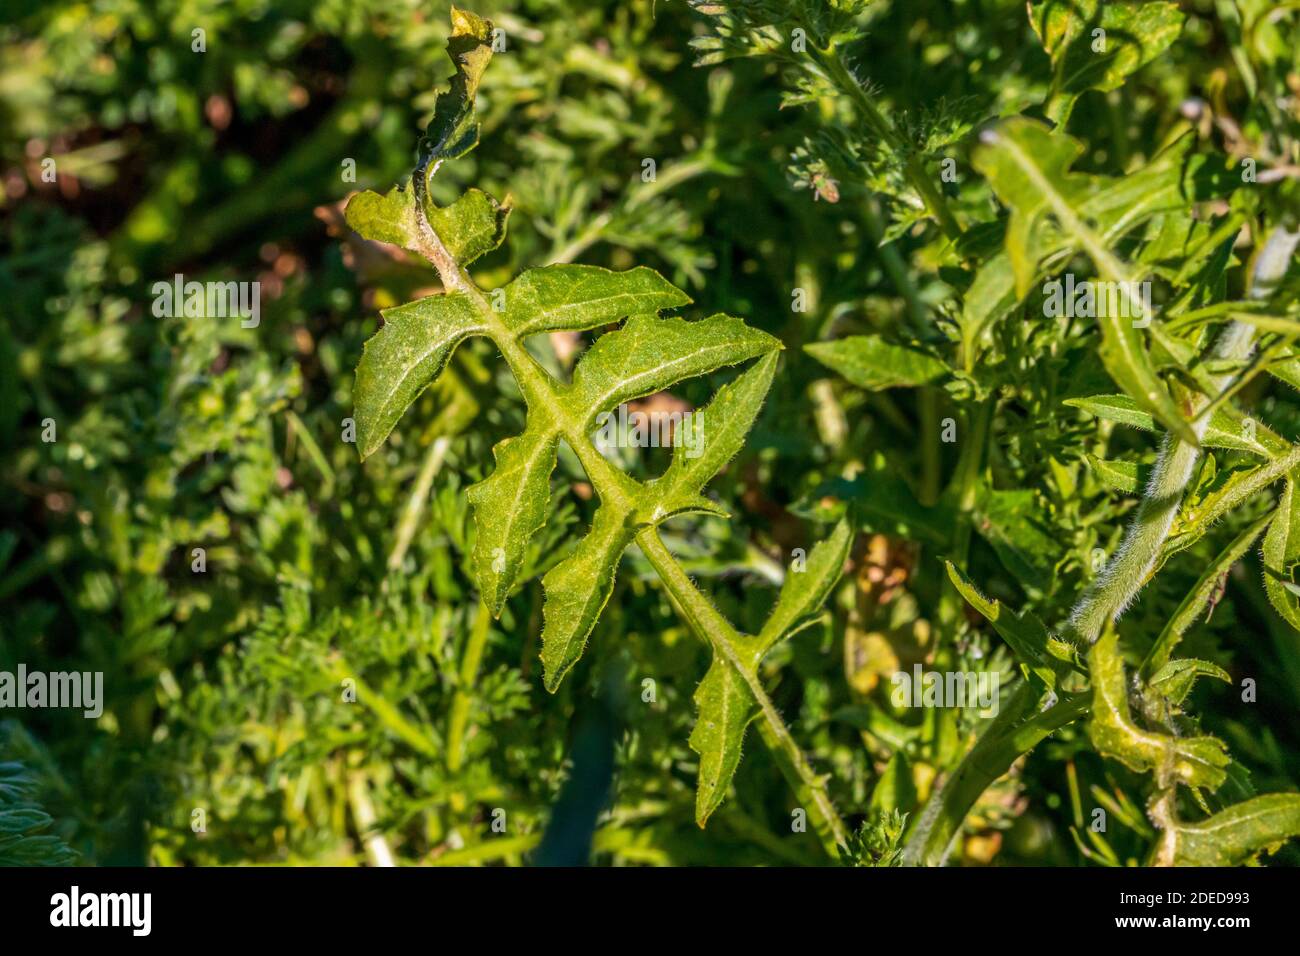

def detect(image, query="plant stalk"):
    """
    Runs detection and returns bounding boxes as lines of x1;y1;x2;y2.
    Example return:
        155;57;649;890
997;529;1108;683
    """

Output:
1066;225;1300;646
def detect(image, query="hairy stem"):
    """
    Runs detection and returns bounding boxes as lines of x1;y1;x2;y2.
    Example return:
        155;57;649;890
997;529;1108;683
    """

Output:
815;48;964;243
1066;226;1300;646
905;226;1299;866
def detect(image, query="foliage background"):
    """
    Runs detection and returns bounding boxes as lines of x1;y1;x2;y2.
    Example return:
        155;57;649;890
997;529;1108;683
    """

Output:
1;0;1298;866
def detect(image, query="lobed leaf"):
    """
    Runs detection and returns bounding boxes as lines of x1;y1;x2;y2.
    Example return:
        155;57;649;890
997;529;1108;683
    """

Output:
425;188;511;266
504;264;691;335
344;184;422;252
1087;632;1229;791
1152;793;1300;866
353;293;483;459
572;313;781;425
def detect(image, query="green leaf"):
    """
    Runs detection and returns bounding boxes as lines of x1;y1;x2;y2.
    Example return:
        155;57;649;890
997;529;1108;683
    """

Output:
689;648;761;826
572;313;781;423
869;751;917;815
1152;793;1300;866
973;119;1197;446
539;505;633;690
1087;632;1230;790
531;314;779;686
353;293;483;459
1165;449;1300;563
425;188;510;266
820;455;953;547
344;10;813;833
504;264;692;335
973;487;1062;592
958;251;1019;364
466;419;560;615
758;519;852;650
1262;477;1300;630
1084;454;1143;494
1148;659;1231;706
642;351;779;525
1065;395;1269;457
344;184;422;251
1144;512;1271;676
417;7;495;170
691;520;850;826
804;335;949;390
1030;0;1186;123
945;561;1069;690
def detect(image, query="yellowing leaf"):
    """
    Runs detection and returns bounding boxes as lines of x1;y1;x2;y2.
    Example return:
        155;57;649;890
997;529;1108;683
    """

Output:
425;188;510;266
1152;793;1300;866
1087;632;1229;790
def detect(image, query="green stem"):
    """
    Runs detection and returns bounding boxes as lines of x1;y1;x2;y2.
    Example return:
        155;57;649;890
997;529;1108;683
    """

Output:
905;687;1089;866
387;435;451;572
815;49;963;243
639;531;848;852
447;598;493;774
1066;226;1300;646
937;398;993;632
326;656;439;759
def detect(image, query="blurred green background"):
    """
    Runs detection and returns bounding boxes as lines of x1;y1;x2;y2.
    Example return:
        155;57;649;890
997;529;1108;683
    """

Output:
2;0;1298;866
